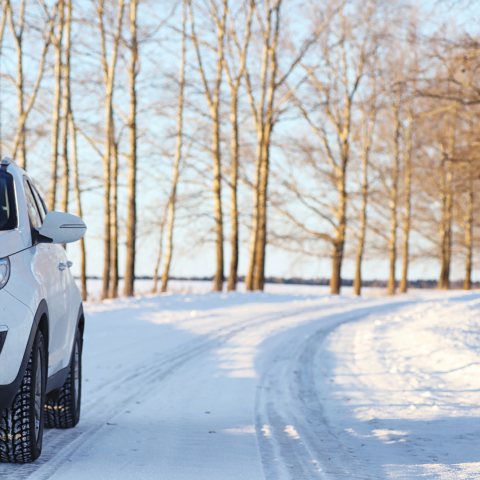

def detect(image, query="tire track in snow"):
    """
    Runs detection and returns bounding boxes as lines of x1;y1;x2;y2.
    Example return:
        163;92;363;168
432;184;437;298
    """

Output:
255;301;417;480
0;296;371;479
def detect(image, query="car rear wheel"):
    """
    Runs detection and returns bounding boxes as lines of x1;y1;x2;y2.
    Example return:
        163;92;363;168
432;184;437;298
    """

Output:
0;329;46;463
44;327;82;429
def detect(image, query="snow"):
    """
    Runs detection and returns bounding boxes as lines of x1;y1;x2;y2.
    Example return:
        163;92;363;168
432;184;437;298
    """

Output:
1;286;479;479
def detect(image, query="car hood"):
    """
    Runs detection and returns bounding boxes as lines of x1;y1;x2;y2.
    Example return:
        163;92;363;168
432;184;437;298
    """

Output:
0;230;26;258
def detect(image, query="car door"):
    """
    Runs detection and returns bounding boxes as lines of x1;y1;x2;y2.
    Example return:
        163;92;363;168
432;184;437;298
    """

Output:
31;182;81;370
24;178;68;374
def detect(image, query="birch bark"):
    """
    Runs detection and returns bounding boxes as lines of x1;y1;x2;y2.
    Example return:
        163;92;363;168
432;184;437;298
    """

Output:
438;118;455;290
48;0;65;211
123;0;138;297
60;0;72;215
399;114;413;293
161;0;187;293
463;177;473;290
69;111;87;300
224;1;253;291
189;0;228;292
97;0;124;300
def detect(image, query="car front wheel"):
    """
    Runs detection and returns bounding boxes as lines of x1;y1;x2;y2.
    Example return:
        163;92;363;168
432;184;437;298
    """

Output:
0;329;47;463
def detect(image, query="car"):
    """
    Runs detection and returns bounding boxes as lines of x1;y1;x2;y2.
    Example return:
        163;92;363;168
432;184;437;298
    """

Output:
0;156;86;463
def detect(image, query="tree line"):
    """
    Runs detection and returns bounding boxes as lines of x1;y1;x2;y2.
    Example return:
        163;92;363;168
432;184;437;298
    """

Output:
0;0;479;299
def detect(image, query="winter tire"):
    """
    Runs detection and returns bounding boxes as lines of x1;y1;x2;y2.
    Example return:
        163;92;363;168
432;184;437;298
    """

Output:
44;327;82;429
0;329;47;463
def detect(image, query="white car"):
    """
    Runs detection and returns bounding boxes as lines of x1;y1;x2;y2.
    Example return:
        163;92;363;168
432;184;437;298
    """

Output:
0;157;86;463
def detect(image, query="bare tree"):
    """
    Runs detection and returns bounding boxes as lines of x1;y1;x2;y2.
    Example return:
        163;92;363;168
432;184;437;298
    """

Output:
0;0;7;159
385;85;403;295
189;0;228;292
463;172;473;290
399;110;413;293
244;0;282;291
123;0;138;297
152;204;168;293
224;0;253;291
6;0;56;168
294;1;378;294
48;0;64;210
353;77;378;296
160;0;188;293
97;0;124;299
437;113;456;290
59;0;72;215
69;112;87;300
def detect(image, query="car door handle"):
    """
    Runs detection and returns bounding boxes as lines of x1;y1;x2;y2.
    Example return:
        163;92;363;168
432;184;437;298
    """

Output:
58;263;67;271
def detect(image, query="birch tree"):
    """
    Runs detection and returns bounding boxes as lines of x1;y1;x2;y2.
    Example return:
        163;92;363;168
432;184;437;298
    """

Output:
6;0;56;168
189;0;228;292
48;0;64;210
224;0;253;291
69;113;87;300
244;0;322;291
97;0;124;300
294;1;378;294
59;0;72;214
437;113;456;290
353;77;378;296
123;0;138;297
160;0;187;293
399;110;414;293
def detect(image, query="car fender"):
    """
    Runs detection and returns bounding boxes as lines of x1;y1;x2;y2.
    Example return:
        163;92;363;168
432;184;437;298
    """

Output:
0;299;48;412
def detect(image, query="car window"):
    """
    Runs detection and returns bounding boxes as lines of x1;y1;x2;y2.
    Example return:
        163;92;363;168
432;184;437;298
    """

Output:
0;172;17;231
30;184;47;221
23;179;42;229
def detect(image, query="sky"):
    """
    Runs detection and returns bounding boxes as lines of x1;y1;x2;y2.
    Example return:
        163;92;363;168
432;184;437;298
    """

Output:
1;0;480;285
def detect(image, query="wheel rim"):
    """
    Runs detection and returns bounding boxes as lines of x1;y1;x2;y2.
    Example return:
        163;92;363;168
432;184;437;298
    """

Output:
74;339;80;406
34;348;42;440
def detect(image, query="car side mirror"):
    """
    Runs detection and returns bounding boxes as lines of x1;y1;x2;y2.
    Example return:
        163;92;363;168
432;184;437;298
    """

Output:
36;211;87;245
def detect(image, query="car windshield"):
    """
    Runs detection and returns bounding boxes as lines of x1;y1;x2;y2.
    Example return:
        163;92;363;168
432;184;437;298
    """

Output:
0;172;17;231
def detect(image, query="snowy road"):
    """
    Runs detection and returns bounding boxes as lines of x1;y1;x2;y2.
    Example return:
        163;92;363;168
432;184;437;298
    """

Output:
0;289;479;479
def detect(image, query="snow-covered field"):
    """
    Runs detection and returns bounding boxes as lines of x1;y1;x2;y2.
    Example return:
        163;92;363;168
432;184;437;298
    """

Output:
1;285;479;479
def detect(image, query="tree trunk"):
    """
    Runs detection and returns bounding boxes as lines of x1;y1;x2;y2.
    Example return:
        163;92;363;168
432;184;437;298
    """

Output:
100;103;111;300
353;149;368;296
152;208;167;293
7;0;26;168
48;0;64;211
438;163;453;290
399;117;413;293
98;0;124;300
109;129;119;298
330;174;346;294
212;115;224;291
0;1;6;160
253;125;271;291
225;1;252;291
123;0;137;297
245;143;261;290
227;94;239;292
387;99;401;296
463;180;473;290
438;121;455;291
60;0;72;215
69;111;87;301
189;0;227;292
7;0;55;166
252;3;281;291
161;2;186;294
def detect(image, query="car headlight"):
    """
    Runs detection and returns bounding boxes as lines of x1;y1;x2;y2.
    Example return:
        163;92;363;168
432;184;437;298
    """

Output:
0;258;10;290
